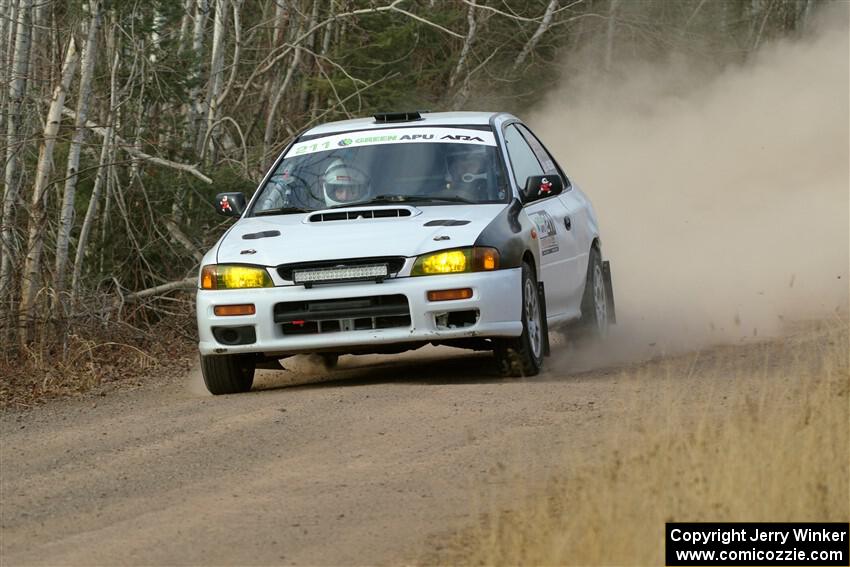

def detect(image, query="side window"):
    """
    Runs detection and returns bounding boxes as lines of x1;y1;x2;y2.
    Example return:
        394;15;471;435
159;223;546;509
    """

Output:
516;124;572;189
503;124;544;188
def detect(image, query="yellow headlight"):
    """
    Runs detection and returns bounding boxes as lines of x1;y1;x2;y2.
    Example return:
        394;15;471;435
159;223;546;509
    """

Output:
420;250;468;274
412;248;499;276
200;265;273;289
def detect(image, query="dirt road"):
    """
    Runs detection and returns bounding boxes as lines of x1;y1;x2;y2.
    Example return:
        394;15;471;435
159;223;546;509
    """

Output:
0;339;799;566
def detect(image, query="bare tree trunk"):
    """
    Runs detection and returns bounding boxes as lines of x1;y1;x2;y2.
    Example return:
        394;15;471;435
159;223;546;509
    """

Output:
128;66;146;182
27;0;45;85
751;0;773;51
186;0;210;155
262;42;302;166
450;0;476;90
197;0;229;160
604;0;620;72
0;0;15;139
258;1;290;133
272;0;290;46
17;38;80;346
178;0;193;53
55;0;102;307
97;144;114;275
513;0;558;71
800;0;815;33
298;0;321;114
262;13;304;166
448;0;478;110
150;3;166;62
71;80;114;300
309;0;334;119
1;0;32;306
213;0;243;110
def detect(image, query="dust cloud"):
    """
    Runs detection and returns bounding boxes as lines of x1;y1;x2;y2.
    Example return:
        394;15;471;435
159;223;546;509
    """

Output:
529;7;849;362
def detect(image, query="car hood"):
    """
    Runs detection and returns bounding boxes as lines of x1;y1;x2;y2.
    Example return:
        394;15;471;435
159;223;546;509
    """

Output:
215;204;507;266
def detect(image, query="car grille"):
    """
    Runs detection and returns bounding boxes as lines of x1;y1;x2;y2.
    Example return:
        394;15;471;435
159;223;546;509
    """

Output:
276;256;406;282
274;295;411;335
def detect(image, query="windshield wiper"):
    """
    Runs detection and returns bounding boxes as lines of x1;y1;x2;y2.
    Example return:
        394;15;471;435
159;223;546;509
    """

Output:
253;206;309;216
416;195;476;204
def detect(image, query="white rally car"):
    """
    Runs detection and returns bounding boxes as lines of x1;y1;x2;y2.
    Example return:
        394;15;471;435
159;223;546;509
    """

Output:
197;111;615;395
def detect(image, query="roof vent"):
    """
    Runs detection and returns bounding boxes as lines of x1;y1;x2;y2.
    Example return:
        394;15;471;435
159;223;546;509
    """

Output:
373;111;427;123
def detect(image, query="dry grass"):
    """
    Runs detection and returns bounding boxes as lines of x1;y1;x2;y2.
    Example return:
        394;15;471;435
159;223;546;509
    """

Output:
436;319;849;565
0;301;197;410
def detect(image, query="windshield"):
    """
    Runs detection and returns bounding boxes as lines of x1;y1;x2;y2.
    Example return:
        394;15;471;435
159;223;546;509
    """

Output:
250;127;509;215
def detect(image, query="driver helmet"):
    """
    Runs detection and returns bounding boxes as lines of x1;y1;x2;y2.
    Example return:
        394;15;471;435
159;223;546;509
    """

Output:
322;158;370;207
446;146;489;189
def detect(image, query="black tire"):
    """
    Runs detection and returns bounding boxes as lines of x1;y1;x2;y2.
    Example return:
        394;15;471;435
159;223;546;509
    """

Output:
576;246;610;341
494;262;545;377
200;353;255;395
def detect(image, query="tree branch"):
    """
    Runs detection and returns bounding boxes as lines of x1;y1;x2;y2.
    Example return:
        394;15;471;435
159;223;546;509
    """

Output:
60;106;213;184
124;277;197;301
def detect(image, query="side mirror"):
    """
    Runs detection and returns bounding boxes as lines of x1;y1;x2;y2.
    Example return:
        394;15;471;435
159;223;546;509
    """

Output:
521;175;564;203
215;192;246;217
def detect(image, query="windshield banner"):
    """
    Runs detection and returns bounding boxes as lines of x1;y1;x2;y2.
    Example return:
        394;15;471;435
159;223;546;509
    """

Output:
286;127;497;158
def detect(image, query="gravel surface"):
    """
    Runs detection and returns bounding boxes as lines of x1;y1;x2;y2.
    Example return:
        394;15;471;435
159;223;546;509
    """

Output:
1;341;782;566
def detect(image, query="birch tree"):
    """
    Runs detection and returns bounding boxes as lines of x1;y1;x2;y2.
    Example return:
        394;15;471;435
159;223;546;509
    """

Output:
604;0;620;71
512;0;559;71
197;0;230;160
449;0;478;110
18;38;79;344
55;0;103;308
186;0;210;154
72;45;120;301
1;0;32;305
262;15;304;165
0;0;15;138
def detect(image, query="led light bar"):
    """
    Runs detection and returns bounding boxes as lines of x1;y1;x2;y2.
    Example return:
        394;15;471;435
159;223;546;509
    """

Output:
293;264;389;285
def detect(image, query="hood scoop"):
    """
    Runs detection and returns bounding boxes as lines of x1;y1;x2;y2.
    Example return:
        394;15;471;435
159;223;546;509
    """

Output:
423;219;470;226
242;229;281;240
307;208;413;223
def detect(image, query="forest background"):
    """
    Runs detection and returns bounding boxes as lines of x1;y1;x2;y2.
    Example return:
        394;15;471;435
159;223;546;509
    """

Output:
0;0;825;401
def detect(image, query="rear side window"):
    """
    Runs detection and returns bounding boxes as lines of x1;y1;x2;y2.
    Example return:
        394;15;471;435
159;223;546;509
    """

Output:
503;124;544;188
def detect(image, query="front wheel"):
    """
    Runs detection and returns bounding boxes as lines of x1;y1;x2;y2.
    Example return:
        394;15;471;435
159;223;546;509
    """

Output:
201;354;255;395
494;263;545;377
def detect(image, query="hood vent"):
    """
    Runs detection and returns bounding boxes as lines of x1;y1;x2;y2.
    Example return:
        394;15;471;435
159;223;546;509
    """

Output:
423;219;470;226
308;208;412;223
242;229;281;240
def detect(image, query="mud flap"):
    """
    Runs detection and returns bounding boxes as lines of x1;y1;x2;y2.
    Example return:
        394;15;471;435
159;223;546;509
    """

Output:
537;281;551;356
602;260;617;325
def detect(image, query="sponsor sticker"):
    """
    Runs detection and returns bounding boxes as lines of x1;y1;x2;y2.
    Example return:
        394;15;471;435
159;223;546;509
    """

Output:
286;127;497;157
529;211;559;256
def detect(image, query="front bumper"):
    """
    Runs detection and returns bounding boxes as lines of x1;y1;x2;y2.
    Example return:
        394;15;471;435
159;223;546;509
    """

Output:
196;268;523;356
